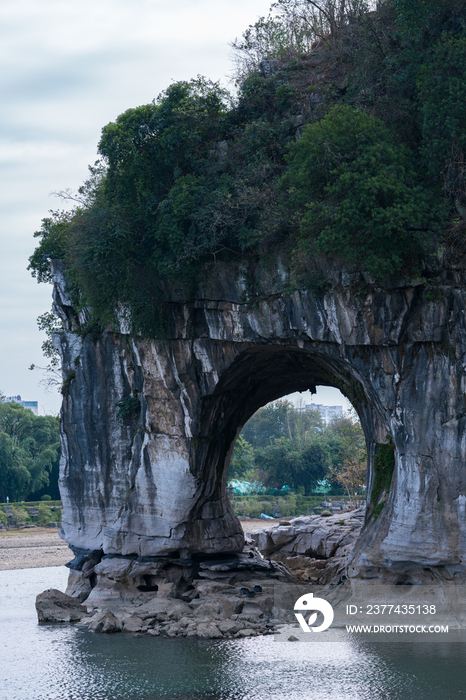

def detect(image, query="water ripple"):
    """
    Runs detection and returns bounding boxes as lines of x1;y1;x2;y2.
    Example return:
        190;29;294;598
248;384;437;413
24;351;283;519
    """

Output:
1;569;466;700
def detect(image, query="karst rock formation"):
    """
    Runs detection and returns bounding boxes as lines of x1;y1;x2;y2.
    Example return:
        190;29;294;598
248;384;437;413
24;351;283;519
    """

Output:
51;260;466;600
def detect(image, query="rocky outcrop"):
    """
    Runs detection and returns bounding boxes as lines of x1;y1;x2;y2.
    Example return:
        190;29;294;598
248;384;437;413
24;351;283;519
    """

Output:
79;579;280;638
36;548;293;638
49;258;466;599
66;545;294;607
36;513;364;638
248;508;364;584
36;589;89;622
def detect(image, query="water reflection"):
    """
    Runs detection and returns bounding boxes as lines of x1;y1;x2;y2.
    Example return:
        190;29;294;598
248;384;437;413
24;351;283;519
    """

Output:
1;568;466;700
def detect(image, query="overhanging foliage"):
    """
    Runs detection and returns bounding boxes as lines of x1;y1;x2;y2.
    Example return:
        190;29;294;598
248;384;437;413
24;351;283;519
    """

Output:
28;0;466;337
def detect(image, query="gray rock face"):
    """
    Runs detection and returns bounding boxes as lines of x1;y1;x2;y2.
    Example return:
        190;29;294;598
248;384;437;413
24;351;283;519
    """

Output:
51;260;466;586
36;589;89;622
248;509;364;584
37;569;286;639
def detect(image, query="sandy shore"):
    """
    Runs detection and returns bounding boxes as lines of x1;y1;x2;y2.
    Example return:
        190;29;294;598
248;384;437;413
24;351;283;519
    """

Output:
0;528;70;570
0;519;278;571
241;518;279;533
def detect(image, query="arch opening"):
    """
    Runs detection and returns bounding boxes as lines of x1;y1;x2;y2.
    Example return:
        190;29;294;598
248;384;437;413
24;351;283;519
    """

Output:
192;344;392;533
226;386;360;507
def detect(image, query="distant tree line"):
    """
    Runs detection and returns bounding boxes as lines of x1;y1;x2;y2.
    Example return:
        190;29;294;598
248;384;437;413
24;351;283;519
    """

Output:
0;391;364;502
0;396;60;502
228;401;366;496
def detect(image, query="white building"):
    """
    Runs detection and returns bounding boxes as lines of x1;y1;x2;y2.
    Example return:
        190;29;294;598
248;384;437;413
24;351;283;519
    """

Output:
3;395;39;415
297;403;343;425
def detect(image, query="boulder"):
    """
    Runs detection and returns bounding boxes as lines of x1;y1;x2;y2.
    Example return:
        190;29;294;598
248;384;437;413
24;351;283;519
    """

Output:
249;509;364;584
239;601;264;620
35;589;89;623
192;598;234;619
137;597;192;621
87;610;122;633
193;581;235;597
217;619;240;634
196;622;223;639
122;616;145;633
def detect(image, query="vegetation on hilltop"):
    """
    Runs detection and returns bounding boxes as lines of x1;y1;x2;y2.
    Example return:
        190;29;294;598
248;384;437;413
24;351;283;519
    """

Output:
29;0;466;338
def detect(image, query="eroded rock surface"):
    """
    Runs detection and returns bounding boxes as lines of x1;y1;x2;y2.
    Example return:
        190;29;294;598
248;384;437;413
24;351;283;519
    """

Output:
49;259;466;599
248;509;364;585
36;548;293;639
36;589;89;623
35;517;361;639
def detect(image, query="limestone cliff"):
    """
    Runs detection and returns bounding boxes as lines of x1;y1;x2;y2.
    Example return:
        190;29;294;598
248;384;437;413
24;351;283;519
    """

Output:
51;259;466;595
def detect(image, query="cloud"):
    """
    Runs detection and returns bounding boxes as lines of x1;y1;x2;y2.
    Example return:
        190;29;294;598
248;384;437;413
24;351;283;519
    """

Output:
0;0;275;415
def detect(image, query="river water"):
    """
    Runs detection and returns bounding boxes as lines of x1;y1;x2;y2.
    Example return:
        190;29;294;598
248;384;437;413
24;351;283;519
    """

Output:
1;567;466;700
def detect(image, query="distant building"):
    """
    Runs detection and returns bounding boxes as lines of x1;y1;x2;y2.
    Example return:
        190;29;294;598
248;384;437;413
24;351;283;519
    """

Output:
3;395;38;415
296;403;343;425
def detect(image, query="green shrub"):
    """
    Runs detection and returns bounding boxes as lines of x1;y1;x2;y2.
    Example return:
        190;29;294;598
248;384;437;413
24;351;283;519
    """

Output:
37;503;56;527
28;212;72;284
371;439;395;505
232;492;323;518
9;506;28;527
116;396;141;421
61;370;76;395
282;105;442;278
28;3;466;342
40;494;52;501
417;33;466;208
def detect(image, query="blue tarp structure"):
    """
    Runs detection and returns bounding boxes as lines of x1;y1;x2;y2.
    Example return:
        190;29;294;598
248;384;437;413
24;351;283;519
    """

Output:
227;480;266;494
314;479;331;494
227;481;291;495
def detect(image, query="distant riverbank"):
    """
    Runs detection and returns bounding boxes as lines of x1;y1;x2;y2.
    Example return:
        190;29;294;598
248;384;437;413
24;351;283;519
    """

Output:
0;519;277;571
0;528;69;570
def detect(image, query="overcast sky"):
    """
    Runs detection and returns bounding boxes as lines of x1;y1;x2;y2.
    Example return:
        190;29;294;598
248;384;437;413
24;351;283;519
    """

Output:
1;0;350;416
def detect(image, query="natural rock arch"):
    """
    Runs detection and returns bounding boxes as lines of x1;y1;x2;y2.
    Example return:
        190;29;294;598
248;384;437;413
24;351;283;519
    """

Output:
191;343;387;546
52;261;466;589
